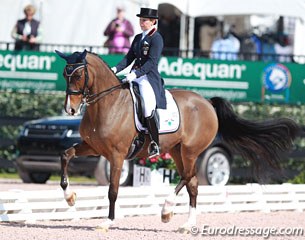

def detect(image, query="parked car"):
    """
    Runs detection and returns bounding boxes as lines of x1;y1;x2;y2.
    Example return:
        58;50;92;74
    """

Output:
16;115;232;186
16;115;98;183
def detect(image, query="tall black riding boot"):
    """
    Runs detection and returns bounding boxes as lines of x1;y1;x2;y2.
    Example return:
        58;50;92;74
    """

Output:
146;113;160;158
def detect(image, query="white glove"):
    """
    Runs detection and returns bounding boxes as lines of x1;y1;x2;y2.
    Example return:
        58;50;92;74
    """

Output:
124;72;137;83
111;67;117;74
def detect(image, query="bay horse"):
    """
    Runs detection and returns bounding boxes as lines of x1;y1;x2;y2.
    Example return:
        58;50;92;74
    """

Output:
56;50;299;232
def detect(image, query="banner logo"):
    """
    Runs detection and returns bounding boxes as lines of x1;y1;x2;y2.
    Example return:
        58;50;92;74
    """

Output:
263;63;291;92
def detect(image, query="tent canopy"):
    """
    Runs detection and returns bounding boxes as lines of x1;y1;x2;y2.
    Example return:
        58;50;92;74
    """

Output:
148;0;305;57
149;0;305;20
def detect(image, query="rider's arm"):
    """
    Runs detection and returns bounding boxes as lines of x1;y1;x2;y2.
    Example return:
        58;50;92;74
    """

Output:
115;34;140;73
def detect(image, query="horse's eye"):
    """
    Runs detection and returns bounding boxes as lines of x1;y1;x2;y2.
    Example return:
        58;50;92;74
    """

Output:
74;74;82;80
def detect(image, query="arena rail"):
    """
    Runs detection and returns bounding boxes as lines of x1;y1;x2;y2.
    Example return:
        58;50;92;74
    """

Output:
1;183;305;223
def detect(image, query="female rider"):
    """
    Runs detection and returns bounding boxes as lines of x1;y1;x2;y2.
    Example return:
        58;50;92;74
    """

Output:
111;8;166;158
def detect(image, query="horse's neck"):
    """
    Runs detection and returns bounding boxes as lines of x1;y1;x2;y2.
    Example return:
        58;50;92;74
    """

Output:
90;78;129;116
85;88;130;135
93;72;118;93
89;54;119;93
88;55;131;119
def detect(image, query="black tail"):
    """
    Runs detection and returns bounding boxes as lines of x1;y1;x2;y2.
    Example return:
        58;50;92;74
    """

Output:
210;97;301;180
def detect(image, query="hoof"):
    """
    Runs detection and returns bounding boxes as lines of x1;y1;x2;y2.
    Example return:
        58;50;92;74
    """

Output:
161;211;173;223
66;192;77;206
96;219;114;232
96;226;109;233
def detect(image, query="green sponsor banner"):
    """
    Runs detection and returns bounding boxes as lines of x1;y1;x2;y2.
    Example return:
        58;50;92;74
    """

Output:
159;57;305;104
0;50;64;92
0;50;122;93
1;50;305;104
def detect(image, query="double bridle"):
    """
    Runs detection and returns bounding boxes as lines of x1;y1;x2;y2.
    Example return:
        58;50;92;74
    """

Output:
64;61;124;105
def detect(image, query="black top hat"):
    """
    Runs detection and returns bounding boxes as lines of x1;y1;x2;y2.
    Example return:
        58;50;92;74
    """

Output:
136;8;158;19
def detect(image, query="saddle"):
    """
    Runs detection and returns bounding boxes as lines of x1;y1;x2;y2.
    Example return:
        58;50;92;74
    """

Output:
125;82;180;160
125;83;148;160
132;82;146;127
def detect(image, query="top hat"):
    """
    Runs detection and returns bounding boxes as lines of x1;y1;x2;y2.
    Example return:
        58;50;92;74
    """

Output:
136;8;158;19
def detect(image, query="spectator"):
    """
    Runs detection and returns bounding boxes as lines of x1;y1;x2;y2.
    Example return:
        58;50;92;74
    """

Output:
11;4;42;51
261;33;276;62
103;6;134;54
274;34;293;62
199;17;218;58
210;23;240;60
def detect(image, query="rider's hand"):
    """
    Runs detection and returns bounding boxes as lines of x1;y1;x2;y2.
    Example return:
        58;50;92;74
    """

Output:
125;72;137;82
111;67;117;74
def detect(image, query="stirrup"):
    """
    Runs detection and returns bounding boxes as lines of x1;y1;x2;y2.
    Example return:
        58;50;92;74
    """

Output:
148;141;160;159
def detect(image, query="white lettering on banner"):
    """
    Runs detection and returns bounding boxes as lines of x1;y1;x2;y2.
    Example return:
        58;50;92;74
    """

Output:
0;54;56;71
164;78;248;89
158;57;248;89
0;71;58;80
0;80;56;90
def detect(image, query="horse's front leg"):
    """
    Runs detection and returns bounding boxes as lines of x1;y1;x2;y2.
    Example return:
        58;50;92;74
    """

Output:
97;156;124;232
60;141;97;206
60;146;76;206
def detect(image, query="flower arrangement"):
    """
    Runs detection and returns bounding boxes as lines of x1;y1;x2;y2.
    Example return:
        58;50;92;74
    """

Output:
134;152;176;171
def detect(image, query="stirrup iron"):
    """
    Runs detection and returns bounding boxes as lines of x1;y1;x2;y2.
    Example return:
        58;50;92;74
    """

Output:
148;140;160;158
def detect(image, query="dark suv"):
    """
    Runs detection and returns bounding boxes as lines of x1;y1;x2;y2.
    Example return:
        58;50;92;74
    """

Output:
16;114;134;185
16;115;99;183
16;115;232;186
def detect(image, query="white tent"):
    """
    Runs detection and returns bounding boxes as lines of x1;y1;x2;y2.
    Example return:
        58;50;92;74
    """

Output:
149;0;305;19
1;0;304;57
148;0;305;57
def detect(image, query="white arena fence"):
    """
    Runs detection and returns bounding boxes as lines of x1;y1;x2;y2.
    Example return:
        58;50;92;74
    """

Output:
1;183;305;223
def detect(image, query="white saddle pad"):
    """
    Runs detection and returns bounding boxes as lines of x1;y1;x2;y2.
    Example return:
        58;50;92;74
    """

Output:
129;84;180;134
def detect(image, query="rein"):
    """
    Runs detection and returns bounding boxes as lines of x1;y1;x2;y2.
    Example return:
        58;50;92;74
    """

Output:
65;60;126;106
84;82;125;105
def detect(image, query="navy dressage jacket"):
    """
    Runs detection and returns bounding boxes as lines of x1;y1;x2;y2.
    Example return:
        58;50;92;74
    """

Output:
115;29;166;109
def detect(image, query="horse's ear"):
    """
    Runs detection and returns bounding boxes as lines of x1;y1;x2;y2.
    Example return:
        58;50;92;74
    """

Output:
55;50;69;61
80;50;87;60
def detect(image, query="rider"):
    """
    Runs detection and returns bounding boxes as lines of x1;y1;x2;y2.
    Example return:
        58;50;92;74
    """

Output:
111;8;166;158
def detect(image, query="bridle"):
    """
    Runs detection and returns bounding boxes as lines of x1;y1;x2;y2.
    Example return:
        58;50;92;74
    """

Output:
64;61;125;106
64;60;89;96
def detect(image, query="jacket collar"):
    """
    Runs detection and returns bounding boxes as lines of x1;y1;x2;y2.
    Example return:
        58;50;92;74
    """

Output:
142;26;157;39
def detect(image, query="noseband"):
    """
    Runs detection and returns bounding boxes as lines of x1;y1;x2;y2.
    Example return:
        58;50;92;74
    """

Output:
64;61;125;105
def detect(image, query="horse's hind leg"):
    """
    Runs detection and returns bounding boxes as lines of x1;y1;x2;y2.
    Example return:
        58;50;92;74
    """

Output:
60;141;97;206
177;146;201;233
178;175;198;233
162;145;199;234
161;145;184;223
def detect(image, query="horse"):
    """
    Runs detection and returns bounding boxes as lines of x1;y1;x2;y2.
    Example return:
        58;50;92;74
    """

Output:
56;50;300;232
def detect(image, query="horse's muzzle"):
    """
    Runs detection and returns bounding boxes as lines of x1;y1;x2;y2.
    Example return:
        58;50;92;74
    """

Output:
65;107;76;116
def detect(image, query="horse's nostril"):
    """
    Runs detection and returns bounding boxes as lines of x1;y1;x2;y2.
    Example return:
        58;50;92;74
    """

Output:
71;108;75;115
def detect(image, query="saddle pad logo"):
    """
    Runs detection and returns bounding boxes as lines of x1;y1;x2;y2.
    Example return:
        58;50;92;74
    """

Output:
263;63;291;92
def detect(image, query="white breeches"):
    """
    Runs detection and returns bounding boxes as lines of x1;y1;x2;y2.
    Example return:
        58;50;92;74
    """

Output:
134;74;156;117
